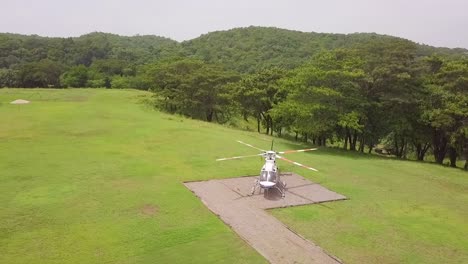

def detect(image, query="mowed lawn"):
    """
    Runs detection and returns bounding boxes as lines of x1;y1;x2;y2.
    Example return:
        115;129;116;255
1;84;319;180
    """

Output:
1;89;467;264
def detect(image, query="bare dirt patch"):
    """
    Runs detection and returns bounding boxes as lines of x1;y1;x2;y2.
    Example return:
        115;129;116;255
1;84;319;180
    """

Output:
184;173;346;264
139;204;158;217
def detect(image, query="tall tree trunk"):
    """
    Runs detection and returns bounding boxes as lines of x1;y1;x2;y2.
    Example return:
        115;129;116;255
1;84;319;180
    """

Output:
433;129;448;164
344;134;348;150
394;134;400;158
464;140;468;171
368;143;373;154
401;138;407;159
295;131;298;141
422;143;430;160
415;142;422;160
350;131;358;151
448;147;457;168
415;142;430;161
304;133;308;142
346;129;352;150
352;134;356;150
269;116;273;136
322;137;327;147
359;137;365;153
393;136;406;158
257;114;261;133
206;109;213;122
262;113;270;135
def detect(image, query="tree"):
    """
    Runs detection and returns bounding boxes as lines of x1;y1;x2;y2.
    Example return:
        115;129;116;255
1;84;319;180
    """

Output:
16;59;64;87
353;38;425;157
145;59;239;122
234;68;287;134
423;58;468;167
278;49;367;146
0;68;17;87
90;58;127;76
60;65;89;88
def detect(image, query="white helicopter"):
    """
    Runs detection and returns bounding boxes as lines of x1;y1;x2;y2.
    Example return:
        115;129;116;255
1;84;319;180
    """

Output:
216;140;318;198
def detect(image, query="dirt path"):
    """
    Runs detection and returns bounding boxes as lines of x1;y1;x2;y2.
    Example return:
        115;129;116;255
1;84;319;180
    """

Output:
184;173;346;264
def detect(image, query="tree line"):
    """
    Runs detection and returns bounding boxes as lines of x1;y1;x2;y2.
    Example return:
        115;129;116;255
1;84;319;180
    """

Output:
145;45;467;170
0;32;180;88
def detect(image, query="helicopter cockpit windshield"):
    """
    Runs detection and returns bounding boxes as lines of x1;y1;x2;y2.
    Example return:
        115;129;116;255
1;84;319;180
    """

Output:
260;170;277;183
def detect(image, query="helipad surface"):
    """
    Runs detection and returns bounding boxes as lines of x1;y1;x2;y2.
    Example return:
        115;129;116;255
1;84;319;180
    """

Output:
184;173;347;264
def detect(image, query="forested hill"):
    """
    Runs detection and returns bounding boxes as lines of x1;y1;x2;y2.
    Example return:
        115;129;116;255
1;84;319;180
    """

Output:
1;26;467;76
1;26;467;87
182;27;467;72
0;32;180;68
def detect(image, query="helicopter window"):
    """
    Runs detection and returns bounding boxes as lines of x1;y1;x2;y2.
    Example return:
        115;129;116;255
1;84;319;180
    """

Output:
268;171;276;182
260;171;276;182
260;171;268;181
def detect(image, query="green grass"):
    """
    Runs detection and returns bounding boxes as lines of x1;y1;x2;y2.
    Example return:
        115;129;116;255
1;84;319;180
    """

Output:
1;88;467;264
271;151;468;263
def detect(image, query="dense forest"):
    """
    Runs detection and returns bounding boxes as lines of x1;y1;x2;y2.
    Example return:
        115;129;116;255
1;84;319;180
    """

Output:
1;26;467;169
1;27;467;88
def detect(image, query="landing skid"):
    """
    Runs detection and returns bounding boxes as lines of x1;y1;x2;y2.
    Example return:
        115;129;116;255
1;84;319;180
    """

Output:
250;179;260;196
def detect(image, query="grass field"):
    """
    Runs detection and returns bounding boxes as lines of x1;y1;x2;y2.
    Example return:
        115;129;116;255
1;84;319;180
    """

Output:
1;88;467;264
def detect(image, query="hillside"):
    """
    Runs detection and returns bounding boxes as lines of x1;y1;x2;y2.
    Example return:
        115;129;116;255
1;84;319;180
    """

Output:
183;27;468;72
0;32;180;68
183;26;448;72
1;27;467;76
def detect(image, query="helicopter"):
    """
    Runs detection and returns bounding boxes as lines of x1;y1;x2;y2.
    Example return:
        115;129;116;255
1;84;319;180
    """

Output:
216;140;318;198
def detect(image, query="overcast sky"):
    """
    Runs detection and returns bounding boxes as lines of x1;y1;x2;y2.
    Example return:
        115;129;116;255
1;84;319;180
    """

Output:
1;0;467;48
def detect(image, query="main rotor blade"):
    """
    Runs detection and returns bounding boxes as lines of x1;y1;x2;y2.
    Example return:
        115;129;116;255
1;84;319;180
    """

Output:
216;153;264;161
277;148;318;154
277;155;318;171
237;140;266;152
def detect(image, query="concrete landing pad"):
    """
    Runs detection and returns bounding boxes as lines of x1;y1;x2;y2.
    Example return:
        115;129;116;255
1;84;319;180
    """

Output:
218;173;346;209
184;173;347;264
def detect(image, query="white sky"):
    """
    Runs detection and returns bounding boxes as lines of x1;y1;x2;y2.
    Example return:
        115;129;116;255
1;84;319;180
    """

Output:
1;0;467;48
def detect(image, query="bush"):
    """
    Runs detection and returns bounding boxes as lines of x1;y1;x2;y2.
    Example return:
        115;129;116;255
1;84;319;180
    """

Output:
111;75;149;90
86;79;105;88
